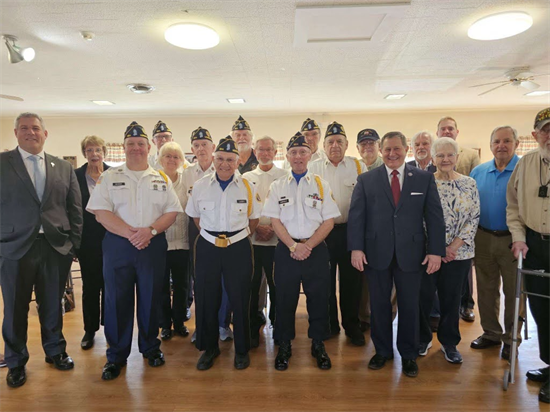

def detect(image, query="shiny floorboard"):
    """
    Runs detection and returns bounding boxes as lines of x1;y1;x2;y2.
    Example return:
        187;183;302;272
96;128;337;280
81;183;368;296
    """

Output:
0;268;545;412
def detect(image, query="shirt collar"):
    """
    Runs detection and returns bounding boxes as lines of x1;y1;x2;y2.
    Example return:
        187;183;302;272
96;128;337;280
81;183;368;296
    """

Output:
385;162;406;177
209;170;241;186
196;162;215;174
18;146;45;160
287;170;314;184
488;154;520;172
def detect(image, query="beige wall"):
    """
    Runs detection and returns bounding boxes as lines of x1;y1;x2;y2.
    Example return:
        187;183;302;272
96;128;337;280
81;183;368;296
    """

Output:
1;108;540;166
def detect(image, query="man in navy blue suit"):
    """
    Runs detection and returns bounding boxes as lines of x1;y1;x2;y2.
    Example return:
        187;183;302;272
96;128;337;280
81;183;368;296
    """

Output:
348;131;445;377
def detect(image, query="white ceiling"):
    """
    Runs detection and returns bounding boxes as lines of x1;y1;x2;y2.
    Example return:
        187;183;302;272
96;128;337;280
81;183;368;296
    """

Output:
1;0;549;117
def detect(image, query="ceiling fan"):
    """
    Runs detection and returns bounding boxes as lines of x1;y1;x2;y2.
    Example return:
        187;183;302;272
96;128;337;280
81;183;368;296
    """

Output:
0;94;23;101
470;67;546;96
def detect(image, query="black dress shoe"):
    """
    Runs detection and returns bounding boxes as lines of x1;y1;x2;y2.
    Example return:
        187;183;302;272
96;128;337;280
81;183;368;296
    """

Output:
402;359;418;377
345;329;366;347
470;336;501;349
81;332;95;350
175;325;189;337
540;380;549;404
359;321;370;332
234;352;250;370
101;362;126;381
311;340;331;370
6;366;26;388
185;307;192;321
460;307;475;322
160;328;173;340
527;366;550;382
143;349;165;367
197;347;221;371
45;352;74;370
501;343;517;361
275;341;292;371
250;336;260;349
368;354;393;370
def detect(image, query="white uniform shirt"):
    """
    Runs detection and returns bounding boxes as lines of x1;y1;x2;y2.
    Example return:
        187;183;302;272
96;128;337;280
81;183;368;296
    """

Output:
243;165;289;246
181;162;216;200
262;171;341;239
148;152;190;172
164;172;189;250
86;163;183;228
309;156;366;224
185;171;261;232
385;162;405;190
282;148;327;169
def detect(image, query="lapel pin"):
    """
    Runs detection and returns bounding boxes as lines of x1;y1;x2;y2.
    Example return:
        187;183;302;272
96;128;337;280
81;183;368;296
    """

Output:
51;162;55;167
408;172;412;176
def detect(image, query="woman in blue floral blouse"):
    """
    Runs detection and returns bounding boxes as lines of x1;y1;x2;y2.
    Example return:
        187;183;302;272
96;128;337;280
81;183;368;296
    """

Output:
418;137;480;365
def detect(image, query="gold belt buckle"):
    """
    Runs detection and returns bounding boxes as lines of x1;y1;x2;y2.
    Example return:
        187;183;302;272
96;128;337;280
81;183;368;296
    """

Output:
215;234;229;248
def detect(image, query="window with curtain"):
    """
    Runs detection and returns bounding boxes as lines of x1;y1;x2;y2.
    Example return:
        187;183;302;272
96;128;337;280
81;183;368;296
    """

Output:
104;143;125;166
517;135;539;156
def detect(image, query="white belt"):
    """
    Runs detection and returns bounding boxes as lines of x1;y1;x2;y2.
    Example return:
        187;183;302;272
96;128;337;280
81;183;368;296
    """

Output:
200;227;250;248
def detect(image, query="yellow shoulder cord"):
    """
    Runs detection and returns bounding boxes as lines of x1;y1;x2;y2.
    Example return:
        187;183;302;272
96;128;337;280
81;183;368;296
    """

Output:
353;158;362;176
242;178;253;216
314;175;324;201
158;170;169;183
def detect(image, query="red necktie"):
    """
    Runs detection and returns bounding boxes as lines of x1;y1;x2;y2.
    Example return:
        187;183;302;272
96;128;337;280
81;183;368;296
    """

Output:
391;170;400;206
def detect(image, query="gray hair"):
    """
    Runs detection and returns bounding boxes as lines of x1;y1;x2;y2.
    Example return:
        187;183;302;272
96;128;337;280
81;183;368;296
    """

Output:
490;125;518;143
431;137;459;157
381;131;408;149
231;129;254;140
159;141;185;160
254;135;276;149
15;112;45;130
411;130;434;147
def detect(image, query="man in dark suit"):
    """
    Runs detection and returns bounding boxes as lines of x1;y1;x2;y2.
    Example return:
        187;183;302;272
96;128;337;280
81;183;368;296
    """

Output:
407;130;437;173
0;112;83;388
348;131;445;377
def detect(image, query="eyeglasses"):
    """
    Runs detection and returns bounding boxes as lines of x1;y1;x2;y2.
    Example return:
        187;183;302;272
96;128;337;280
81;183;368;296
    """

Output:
85;147;103;154
162;154;182;160
359;141;377;147
435;153;457;160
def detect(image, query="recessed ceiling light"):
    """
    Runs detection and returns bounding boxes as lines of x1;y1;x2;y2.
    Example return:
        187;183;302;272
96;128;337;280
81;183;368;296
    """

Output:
525;90;550;97
385;94;406;100
165;23;220;50
227;98;246;104
127;84;155;94
91;100;115;106
468;12;532;41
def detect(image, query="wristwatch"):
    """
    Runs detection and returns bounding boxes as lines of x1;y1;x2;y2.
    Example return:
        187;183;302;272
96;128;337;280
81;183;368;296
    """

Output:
289;242;297;253
149;226;158;236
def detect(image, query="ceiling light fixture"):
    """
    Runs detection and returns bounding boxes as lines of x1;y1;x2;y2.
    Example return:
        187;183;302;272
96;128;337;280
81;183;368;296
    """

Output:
468;12;533;41
91;100;115;106
227;98;246;104
385;94;406;100
525;90;550;97
127;84;155;94
2;34;35;63
165;23;220;50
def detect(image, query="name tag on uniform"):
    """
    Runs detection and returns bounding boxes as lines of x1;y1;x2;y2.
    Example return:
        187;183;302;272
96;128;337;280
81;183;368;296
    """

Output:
279;198;294;207
304;197;321;209
112;182;125;187
237;199;247;204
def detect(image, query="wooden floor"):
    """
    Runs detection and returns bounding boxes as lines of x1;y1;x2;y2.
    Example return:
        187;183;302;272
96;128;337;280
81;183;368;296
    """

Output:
0;268;545;412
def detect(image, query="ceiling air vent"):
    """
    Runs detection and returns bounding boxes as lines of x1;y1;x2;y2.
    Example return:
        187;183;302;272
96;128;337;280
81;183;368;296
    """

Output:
127;83;155;94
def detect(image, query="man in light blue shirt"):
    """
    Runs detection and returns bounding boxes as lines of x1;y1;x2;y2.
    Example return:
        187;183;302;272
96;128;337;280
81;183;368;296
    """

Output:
469;125;524;360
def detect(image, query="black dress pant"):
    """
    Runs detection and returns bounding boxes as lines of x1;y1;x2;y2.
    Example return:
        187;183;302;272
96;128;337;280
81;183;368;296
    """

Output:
524;228;549;365
460;263;475;310
194;234;252;354
187;217;199;307
77;246;105;333
250;245;276;337
160;249;190;329
366;256;423;360
1;236;72;368
419;259;471;346
273;241;330;342
325;224;362;333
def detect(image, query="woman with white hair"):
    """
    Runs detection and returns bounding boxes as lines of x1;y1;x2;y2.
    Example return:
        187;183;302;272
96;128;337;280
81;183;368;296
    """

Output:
158;141;190;340
418;137;480;364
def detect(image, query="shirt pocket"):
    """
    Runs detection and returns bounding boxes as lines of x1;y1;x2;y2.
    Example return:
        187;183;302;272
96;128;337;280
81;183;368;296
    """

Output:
198;200;215;215
278;197;295;220
343;178;357;192
108;184;130;204
231;201;248;216
303;198;323;224
149;183;168;204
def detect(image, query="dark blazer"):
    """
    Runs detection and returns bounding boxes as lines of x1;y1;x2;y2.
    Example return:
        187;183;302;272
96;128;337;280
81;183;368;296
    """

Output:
348;163;445;271
407;159;437;174
74;162;110;251
0;148;83;260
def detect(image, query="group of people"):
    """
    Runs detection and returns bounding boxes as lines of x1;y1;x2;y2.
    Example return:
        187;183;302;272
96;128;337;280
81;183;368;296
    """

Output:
0;109;548;404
